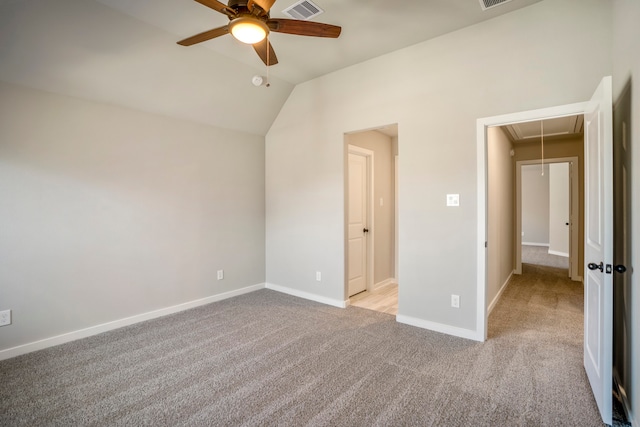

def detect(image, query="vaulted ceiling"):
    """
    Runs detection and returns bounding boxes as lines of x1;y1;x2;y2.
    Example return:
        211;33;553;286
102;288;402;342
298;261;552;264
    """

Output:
0;0;542;135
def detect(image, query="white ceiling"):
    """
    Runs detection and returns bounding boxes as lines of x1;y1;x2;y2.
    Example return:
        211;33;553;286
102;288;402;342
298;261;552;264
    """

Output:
0;0;543;135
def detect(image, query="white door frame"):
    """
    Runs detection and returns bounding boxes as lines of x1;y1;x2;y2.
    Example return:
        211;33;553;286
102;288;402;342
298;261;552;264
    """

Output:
347;144;375;295
395;154;399;281
515;157;580;281
476;101;588;341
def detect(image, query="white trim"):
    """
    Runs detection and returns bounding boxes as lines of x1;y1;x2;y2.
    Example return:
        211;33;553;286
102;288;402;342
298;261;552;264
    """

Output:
265;283;348;308
477;101;589;342
522;242;550;247
0;283;265;361
487;270;513;315
548;249;569;258
396;315;482;342
394;155;399;281
372;278;396;290
476;115;488;341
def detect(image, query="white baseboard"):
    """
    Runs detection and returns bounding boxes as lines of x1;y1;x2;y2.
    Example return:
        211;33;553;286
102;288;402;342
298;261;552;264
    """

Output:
372;278;396;291
547;249;569;257
265;283;347;308
396;314;482;342
488;270;513;315
0;283;265;361
522;242;549;247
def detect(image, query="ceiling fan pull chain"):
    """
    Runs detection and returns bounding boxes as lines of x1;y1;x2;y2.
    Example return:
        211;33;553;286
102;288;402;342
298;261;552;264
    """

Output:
266;34;271;87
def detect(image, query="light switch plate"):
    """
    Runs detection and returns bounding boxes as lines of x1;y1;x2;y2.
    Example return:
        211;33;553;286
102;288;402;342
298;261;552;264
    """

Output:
446;194;460;207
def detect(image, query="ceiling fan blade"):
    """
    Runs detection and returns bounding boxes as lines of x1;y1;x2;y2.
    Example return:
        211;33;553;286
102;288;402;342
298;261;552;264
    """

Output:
267;19;341;38
177;26;229;46
248;0;276;14
253;38;279;66
194;0;236;17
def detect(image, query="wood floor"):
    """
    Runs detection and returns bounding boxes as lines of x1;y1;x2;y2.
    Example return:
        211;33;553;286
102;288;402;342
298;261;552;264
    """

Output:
349;283;398;315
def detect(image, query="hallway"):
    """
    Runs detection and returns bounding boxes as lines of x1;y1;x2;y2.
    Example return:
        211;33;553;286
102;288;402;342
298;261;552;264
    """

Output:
490;264;629;426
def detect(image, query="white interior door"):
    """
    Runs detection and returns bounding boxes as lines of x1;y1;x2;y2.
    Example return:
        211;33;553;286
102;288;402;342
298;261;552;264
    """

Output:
549;163;570;257
347;148;370;296
583;76;613;425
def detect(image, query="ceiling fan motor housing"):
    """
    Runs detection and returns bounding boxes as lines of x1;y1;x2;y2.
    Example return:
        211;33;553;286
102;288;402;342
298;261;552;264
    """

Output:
228;0;267;15
228;0;248;8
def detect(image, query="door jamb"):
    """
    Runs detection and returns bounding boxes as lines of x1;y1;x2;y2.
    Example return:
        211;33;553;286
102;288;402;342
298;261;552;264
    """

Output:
516;157;580;281
476;102;588;341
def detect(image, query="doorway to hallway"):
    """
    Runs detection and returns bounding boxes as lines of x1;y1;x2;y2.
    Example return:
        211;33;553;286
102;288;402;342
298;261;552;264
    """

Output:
478;76;615;425
344;124;398;315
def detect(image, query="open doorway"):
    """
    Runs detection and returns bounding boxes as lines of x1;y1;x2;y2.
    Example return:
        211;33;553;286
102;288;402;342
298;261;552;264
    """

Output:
485;116;584;314
478;76;616;424
517;159;581;279
344;124;398;315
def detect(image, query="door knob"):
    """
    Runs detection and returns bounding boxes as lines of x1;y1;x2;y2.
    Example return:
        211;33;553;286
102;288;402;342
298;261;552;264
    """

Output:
588;262;603;272
363;228;369;233
614;265;627;273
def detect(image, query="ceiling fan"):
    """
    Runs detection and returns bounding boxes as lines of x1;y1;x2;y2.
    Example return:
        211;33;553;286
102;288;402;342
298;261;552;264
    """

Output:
177;0;342;66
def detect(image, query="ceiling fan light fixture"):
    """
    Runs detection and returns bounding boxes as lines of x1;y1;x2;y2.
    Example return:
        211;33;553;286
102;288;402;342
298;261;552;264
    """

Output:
229;17;269;44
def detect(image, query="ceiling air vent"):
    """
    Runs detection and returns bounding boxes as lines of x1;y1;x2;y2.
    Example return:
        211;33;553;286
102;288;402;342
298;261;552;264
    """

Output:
282;0;324;20
479;0;514;11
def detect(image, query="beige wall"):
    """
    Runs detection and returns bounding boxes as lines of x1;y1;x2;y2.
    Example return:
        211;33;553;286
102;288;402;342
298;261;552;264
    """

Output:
0;82;266;352
487;127;514;310
514;137;584;274
346;131;395;286
266;0;611;332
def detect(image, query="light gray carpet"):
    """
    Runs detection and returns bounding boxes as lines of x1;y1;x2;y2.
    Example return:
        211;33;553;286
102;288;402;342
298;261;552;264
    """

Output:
522;244;570;270
1;270;607;426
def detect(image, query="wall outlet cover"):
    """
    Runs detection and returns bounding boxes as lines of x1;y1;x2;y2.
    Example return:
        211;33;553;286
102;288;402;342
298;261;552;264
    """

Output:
451;295;460;308
0;310;11;326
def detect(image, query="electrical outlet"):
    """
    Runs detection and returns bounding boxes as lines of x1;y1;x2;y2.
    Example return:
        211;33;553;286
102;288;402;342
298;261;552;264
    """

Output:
0;310;11;326
316;271;322;282
451;295;460;308
217;270;224;280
